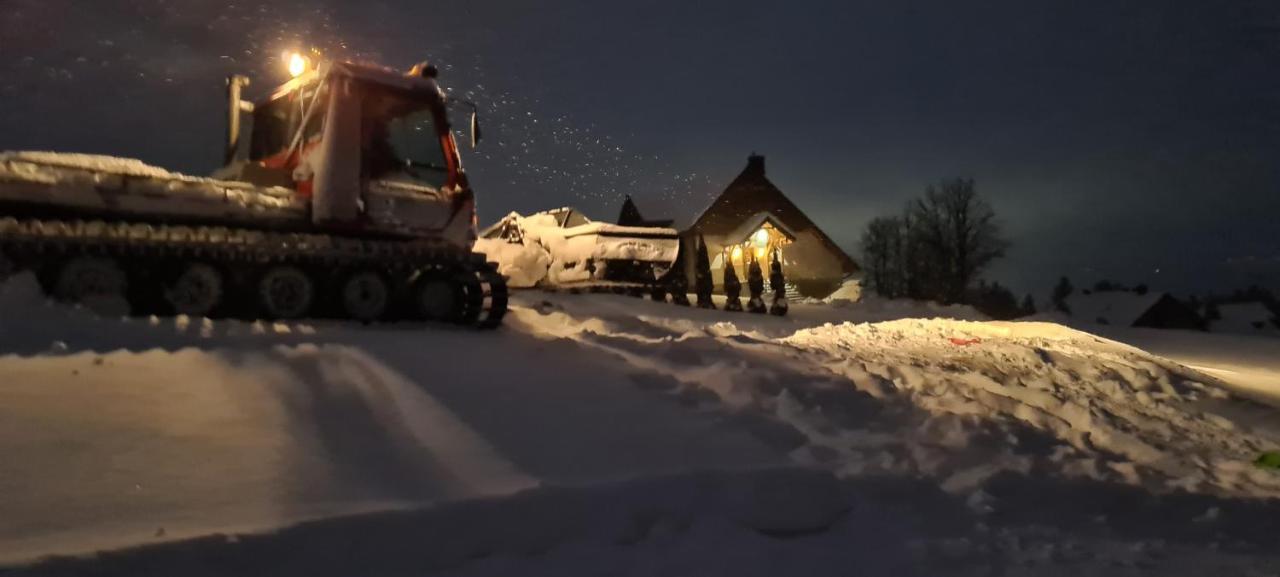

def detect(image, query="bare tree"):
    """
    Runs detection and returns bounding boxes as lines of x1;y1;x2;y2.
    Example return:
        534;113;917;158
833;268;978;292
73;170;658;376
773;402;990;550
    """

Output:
907;179;1008;303
1051;276;1073;313
859;216;902;298
858;178;1008;303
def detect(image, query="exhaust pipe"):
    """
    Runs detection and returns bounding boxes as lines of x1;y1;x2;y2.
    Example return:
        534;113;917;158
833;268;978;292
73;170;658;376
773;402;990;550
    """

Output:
225;75;252;165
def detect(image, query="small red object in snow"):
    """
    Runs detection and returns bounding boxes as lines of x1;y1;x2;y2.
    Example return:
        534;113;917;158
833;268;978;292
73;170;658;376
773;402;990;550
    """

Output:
949;337;981;346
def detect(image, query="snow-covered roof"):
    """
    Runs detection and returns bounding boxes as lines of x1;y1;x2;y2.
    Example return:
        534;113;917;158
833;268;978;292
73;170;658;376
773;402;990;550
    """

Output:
1065;291;1166;326
1211;302;1278;334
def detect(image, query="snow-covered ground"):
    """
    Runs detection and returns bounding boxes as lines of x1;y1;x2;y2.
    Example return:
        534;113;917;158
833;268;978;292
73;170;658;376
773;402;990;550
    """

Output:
3;276;1280;575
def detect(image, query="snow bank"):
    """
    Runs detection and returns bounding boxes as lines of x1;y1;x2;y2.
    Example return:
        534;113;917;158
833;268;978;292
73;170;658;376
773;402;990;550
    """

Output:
511;294;1280;500
781;319;1280;496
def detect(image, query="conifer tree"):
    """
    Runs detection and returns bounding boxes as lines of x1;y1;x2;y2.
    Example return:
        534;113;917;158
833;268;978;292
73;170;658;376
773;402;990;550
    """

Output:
667;240;691;306
746;255;767;313
723;259;743;312
694;236;716;309
768;250;788;316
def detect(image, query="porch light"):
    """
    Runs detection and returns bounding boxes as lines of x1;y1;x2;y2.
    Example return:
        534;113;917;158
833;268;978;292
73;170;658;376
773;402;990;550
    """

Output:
753;228;770;247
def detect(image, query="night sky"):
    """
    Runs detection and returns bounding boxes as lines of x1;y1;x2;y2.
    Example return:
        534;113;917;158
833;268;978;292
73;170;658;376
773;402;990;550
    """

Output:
2;1;1277;297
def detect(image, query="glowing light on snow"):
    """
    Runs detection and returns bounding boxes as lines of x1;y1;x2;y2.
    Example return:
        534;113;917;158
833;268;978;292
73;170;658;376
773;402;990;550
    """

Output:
287;52;309;78
731;246;743;261
753;229;770;246
755;247;767;259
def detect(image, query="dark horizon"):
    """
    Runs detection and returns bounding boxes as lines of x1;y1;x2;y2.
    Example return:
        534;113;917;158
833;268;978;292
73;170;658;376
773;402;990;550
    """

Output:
2;0;1277;298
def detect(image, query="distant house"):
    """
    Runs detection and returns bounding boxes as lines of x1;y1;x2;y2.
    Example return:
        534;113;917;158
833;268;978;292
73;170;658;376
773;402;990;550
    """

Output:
1066;290;1202;330
1210;302;1279;336
674;154;859;298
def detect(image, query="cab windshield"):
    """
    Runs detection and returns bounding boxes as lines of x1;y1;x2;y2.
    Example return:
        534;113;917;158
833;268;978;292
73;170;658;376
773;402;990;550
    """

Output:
363;93;451;189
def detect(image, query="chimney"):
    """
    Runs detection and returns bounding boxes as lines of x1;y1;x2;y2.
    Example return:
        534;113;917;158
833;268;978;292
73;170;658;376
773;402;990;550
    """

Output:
745;153;766;176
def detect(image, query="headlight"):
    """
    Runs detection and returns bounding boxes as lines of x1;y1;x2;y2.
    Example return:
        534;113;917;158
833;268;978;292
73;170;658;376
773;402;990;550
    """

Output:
287;52;309;78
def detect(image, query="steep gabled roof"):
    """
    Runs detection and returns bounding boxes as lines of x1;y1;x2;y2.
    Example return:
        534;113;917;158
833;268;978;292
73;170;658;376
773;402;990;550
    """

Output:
687;155;858;274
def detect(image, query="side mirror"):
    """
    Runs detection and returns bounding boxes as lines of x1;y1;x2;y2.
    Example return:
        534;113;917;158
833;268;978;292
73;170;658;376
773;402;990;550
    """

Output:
469;109;482;149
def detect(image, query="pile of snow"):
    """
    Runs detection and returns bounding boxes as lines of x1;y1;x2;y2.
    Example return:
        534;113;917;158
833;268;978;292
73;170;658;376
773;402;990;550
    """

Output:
781;319;1280;497
511;294;1280;500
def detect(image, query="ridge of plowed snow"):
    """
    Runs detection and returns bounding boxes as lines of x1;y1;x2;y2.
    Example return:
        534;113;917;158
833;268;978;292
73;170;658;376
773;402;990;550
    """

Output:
511;295;1280;499
780;319;1280;497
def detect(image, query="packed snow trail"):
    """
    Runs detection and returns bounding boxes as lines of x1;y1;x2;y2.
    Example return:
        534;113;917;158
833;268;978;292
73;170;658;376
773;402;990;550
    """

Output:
0;274;783;562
